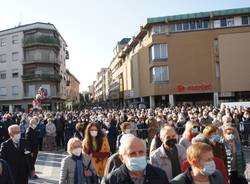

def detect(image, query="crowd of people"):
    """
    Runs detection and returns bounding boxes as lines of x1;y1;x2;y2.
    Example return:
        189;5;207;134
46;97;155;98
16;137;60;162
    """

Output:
0;104;250;184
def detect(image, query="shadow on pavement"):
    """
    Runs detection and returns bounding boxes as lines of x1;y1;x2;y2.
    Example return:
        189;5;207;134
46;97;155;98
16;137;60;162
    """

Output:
29;178;59;184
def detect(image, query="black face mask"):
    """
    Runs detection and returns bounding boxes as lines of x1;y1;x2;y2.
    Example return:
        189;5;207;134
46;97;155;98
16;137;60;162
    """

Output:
165;139;177;148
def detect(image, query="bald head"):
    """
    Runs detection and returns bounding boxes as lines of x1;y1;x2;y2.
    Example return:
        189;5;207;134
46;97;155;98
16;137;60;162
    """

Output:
8;124;20;138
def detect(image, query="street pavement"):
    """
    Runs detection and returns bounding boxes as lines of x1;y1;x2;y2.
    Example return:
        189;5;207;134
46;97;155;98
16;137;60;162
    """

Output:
28;150;67;184
29;149;250;184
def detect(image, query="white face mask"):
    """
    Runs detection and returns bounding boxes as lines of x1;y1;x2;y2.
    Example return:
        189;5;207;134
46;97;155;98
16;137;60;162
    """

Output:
13;133;21;143
90;130;98;137
72;148;82;156
125;129;131;134
31;124;37;129
225;134;234;141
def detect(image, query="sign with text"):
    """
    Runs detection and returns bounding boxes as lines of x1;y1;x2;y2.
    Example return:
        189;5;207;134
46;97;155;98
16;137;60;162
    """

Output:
176;84;212;92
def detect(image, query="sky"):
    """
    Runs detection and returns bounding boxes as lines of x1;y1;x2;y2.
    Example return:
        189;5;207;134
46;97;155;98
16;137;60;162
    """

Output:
1;0;250;91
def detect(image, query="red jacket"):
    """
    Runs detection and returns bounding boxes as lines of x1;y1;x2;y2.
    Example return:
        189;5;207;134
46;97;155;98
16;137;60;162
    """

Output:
182;157;229;184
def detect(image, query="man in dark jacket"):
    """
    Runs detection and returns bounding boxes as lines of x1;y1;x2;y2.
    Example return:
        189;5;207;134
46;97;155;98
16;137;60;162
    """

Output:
0;158;15;184
26;117;39;178
0;125;31;184
54;113;65;148
101;135;169;184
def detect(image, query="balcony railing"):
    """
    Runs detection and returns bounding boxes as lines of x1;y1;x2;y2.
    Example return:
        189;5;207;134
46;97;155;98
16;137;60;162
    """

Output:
23;35;60;49
22;74;61;81
23;59;60;65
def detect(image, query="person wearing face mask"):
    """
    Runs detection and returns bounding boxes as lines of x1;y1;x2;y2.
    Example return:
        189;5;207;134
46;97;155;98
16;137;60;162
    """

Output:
203;125;227;169
150;125;186;181
182;134;229;184
171;143;224;184
74;122;86;141
0;125;31;184
222;125;247;184
59;137;97;184
82;122;110;180
116;122;131;149
102;135;169;184
26;117;40;179
179;121;200;149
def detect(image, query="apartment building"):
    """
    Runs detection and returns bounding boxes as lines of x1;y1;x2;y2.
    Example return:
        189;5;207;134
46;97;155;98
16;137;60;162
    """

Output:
91;7;250;108
65;69;80;110
94;68;108;103
0;22;75;112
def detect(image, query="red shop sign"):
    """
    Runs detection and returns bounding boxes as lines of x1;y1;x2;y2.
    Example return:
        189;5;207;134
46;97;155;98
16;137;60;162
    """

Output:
176;84;212;92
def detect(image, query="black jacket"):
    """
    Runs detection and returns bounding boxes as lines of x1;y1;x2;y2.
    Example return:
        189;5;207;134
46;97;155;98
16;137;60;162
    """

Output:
0;139;31;184
0;159;14;184
102;163;169;184
26;127;39;153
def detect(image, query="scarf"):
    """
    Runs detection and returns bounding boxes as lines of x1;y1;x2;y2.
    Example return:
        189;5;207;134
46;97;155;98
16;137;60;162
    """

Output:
164;145;182;178
71;154;84;184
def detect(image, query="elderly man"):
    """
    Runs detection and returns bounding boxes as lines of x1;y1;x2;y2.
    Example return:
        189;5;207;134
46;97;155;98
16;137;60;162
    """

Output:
150;125;186;181
102;135;169;184
0;125;31;184
26;117;40;179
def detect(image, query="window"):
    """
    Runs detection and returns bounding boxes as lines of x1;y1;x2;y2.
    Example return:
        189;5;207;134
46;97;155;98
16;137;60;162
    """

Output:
216;63;220;78
227;18;234;27
176;23;183;31
12;69;18;78
152;24;166;34
203;20;209;28
242;16;249;25
169;24;176;32
0;54;6;63
0;38;6;47
220;19;227;27
28;85;35;97
0;87;7;96
197;20;203;29
0;71;6;79
183;22;189;30
190;21;196;30
12;35;19;44
12;86;18;95
150;44;168;60
214;20;221;28
151;66;169;82
12;52;18;61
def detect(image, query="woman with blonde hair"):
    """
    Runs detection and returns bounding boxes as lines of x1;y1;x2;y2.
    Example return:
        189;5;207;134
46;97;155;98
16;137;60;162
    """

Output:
179;121;200;149
59;137;97;184
82;122;110;180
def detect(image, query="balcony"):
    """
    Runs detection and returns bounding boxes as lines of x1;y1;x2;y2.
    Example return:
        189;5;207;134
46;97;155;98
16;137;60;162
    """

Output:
23;35;60;49
23;59;60;66
22;74;61;82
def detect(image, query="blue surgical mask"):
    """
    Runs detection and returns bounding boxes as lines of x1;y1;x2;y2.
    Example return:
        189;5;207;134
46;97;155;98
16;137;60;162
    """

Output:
192;127;199;134
127;156;147;172
202;160;216;176
211;135;221;142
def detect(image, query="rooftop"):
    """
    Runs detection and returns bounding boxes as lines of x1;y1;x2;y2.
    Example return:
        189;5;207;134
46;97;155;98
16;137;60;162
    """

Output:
147;7;250;24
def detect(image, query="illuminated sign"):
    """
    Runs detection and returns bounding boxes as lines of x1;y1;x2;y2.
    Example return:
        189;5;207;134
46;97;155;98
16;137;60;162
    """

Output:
176;84;212;92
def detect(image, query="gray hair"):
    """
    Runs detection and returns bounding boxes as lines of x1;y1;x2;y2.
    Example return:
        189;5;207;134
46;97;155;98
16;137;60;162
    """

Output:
159;125;176;140
118;134;146;155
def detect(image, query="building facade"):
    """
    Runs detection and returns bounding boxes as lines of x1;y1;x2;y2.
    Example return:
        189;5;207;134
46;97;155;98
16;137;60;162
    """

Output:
65;69;80;110
94;68;108;103
90;7;250;108
0;22;77;112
